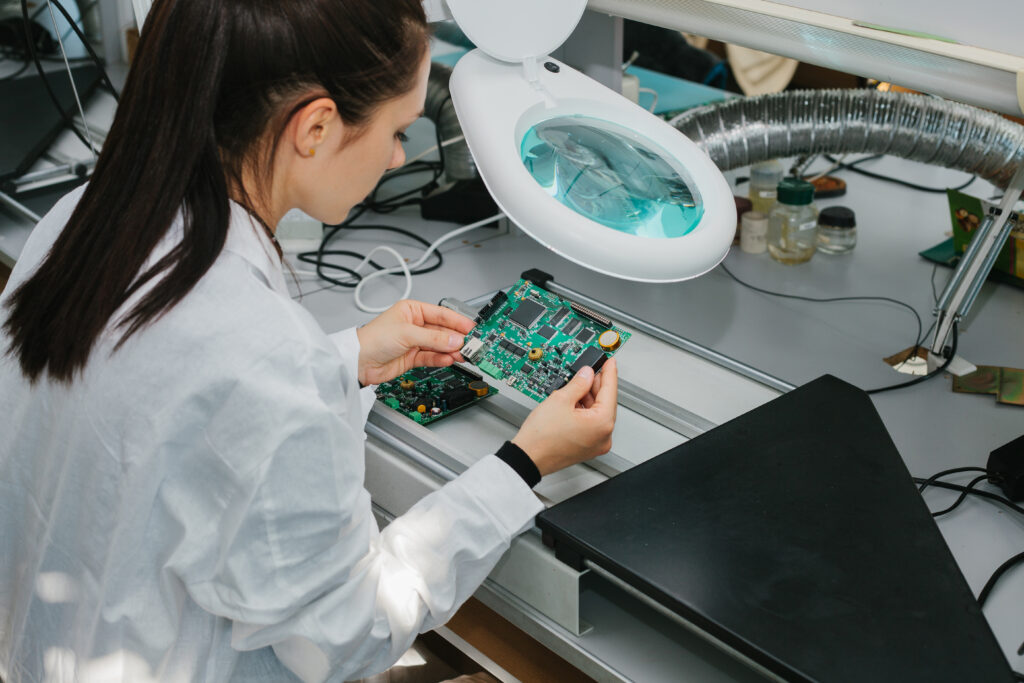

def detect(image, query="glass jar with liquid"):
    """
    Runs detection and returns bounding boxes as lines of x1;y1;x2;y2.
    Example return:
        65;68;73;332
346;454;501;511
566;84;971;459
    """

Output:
749;160;784;214
816;206;857;254
767;178;818;264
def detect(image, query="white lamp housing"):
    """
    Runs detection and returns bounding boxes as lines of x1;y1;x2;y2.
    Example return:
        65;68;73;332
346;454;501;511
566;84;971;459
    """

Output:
445;0;735;282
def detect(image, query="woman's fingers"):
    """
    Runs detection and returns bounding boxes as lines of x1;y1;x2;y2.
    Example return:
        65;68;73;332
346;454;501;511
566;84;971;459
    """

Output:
414;301;476;335
412;350;459;368
404;324;465;354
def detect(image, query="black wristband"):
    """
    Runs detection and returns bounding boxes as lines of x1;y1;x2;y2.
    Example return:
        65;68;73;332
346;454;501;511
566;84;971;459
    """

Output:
495;441;542;488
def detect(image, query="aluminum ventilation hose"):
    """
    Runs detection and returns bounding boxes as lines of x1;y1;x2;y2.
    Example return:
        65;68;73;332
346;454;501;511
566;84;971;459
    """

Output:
671;89;1024;190
425;62;476;182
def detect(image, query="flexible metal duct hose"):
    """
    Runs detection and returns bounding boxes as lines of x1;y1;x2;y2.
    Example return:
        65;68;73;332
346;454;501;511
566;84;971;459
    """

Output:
424;62;476;182
671;89;1024;190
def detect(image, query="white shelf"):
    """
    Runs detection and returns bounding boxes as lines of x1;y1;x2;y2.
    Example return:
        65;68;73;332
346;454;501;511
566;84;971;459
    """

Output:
590;0;1024;115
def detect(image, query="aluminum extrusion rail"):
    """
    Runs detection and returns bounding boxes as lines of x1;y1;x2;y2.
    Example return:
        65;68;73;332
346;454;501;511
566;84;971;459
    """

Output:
525;272;796;394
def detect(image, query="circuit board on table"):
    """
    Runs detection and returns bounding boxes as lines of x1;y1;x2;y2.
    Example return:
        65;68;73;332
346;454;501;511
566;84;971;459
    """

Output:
374;364;497;425
459;278;631;403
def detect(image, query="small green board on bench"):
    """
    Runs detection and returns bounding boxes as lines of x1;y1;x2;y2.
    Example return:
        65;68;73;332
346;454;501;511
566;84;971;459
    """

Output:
460;278;630;403
375;364;497;425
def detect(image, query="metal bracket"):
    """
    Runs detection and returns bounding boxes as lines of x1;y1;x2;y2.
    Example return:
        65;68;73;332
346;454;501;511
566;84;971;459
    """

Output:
929;165;1024;370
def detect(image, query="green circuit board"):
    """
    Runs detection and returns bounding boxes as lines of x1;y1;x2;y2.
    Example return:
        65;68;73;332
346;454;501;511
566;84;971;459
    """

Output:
375;364;497;425
459;278;631;403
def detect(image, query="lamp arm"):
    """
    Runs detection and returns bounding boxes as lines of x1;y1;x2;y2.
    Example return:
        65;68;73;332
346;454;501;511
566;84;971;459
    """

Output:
928;164;1024;369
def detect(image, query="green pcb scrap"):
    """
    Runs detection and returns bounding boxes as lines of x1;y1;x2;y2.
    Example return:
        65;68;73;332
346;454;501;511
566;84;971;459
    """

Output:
459;278;631;403
375;364;497;425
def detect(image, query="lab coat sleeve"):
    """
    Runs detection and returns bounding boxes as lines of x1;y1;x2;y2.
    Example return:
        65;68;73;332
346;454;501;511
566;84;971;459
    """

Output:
327;326;376;423
175;353;543;683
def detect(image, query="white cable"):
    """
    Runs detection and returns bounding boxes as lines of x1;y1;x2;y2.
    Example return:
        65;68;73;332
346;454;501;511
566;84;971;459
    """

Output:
394;134;466;169
353;212;504;313
807;154;847;183
46;0;97;159
622;50;639;72
638;87;658;113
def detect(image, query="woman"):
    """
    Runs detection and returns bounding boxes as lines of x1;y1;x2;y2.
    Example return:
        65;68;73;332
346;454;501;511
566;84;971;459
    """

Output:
0;1;618;681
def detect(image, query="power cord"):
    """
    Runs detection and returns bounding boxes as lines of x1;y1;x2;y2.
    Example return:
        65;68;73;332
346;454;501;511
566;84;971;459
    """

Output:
822;154;976;194
298;114;487;309
19;0;117;155
912;475;1024;518
864;324;956;395
351;212;503;313
296;222;446;287
718;261;960;395
717;262;924;347
915;466;1024;669
734;154;977;195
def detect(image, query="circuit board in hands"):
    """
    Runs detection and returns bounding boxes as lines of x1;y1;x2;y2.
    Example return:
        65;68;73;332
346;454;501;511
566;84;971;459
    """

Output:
375;364;497;425
459;278;630;403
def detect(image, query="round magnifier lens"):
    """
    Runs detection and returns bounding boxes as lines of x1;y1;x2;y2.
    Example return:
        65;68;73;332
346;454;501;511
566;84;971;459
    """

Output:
521;115;704;238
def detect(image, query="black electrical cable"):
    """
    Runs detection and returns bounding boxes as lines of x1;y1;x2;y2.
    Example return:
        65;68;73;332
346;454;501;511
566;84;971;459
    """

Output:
296;223;444;289
298;111;461;292
300;145;447;290
361;159;443;214
929;473;990;517
978;550;1024;607
20;0;97;151
911;477;1024;517
736;154;977;194
719;262;924;348
917;466;1024;671
978;549;1024;665
824;154;976;194
918;466;989;492
0;59;29;81
865;324;957;395
718;261;941;393
45;0;118;99
19;0;119;154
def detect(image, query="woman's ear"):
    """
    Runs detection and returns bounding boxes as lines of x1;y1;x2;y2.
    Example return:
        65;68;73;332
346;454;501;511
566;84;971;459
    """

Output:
291;97;339;157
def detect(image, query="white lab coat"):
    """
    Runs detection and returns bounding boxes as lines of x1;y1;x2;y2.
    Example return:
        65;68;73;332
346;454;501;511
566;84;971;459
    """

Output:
0;187;543;682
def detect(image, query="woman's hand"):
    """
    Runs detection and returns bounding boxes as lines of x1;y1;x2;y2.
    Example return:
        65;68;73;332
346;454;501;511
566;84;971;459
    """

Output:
512;358;618;476
355;300;475;386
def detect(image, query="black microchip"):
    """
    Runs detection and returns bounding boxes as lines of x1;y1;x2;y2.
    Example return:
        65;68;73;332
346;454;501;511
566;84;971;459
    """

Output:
509;299;547;330
508;344;526;357
570;346;607;375
537;325;556;340
441;387;476;410
409;368;431;379
550;308;570;327
575;328;595;345
544;377;568;395
452;365;483;382
522;364;535;375
562;319;582;336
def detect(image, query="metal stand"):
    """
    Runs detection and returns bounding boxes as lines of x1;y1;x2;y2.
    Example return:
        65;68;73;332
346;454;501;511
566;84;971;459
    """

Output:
0;191;42;224
929;165;1024;371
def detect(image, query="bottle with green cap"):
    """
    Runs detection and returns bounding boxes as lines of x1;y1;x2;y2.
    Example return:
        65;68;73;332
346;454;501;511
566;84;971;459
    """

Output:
767;177;818;264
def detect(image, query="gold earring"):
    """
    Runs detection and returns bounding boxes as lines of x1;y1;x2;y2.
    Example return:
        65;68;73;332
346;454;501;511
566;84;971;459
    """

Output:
309;148;316;157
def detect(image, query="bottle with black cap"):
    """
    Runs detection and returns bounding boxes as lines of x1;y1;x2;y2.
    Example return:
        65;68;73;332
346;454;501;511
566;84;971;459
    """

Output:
816;206;857;254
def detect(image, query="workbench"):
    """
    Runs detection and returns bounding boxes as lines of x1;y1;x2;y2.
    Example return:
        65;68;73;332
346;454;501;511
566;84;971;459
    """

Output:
2;80;1022;683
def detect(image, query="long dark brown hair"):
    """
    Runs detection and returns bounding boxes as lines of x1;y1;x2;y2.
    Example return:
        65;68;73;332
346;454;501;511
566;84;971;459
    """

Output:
3;0;428;383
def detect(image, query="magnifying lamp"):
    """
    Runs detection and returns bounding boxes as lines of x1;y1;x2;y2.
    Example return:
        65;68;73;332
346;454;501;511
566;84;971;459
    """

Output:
435;0;735;282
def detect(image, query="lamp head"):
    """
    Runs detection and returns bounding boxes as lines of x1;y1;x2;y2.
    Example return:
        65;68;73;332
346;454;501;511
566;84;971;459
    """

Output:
443;0;735;282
